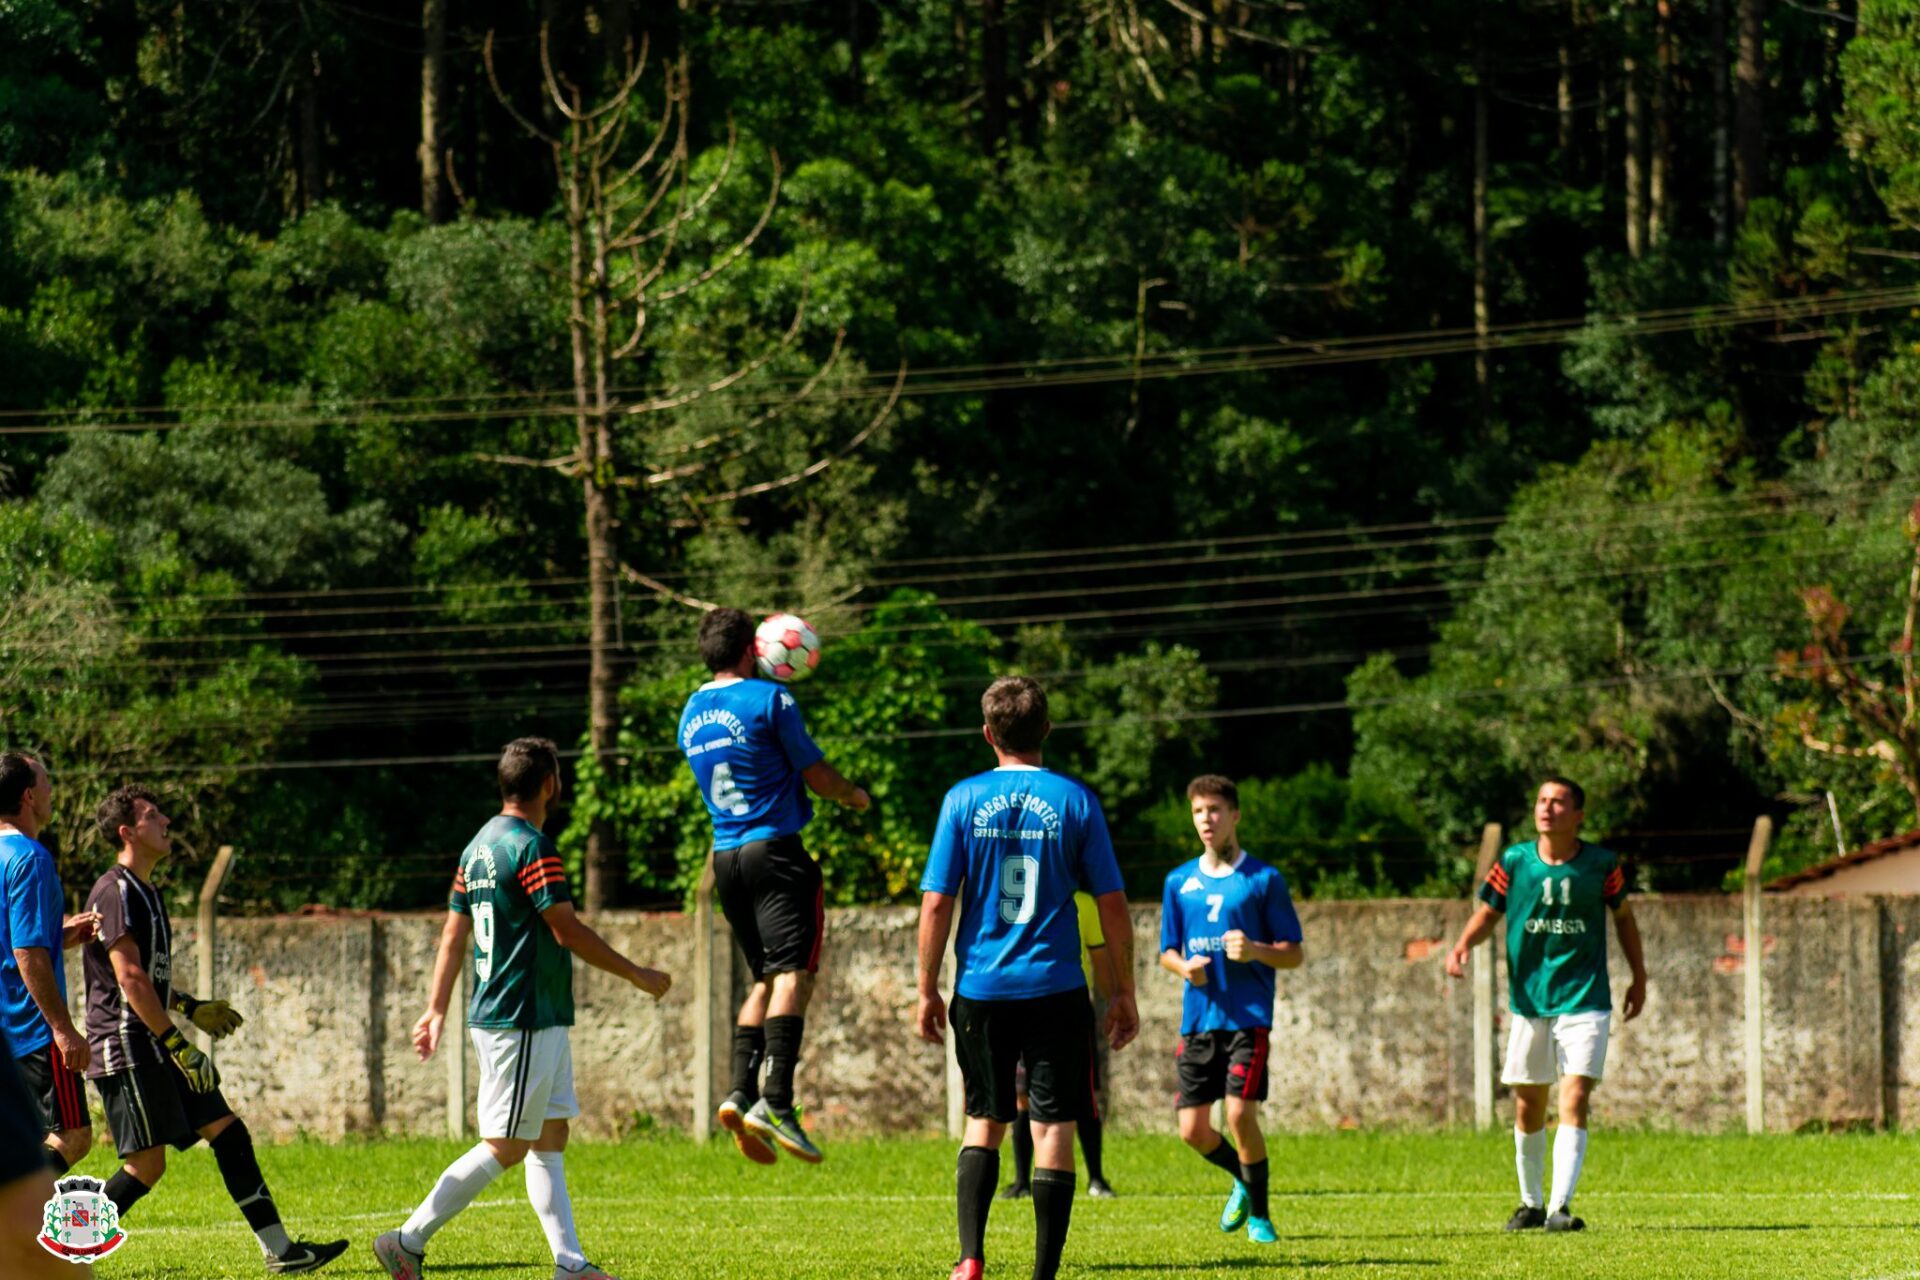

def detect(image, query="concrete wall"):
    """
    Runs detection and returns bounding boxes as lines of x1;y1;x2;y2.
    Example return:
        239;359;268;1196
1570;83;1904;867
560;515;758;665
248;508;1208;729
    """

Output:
71;895;1920;1141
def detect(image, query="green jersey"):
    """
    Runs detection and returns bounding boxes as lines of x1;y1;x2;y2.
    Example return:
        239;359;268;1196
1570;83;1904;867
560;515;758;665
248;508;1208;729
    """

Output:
448;815;575;1030
1478;840;1628;1019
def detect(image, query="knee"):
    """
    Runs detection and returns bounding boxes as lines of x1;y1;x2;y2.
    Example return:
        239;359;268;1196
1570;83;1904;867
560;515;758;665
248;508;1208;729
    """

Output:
128;1149;165;1184
1177;1110;1214;1148
485;1139;531;1169
57;1127;92;1161
1225;1105;1261;1144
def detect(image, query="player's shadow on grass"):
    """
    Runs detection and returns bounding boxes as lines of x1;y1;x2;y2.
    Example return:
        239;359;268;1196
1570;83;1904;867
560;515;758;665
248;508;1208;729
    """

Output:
422;1265;547;1272
1086;1259;1442;1272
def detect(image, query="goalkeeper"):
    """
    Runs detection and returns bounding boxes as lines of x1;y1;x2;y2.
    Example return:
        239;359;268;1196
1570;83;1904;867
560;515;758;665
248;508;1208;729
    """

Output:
82;785;346;1274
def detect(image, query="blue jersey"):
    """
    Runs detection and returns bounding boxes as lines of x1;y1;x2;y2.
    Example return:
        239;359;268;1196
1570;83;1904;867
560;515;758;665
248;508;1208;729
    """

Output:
679;677;826;850
921;765;1125;1002
1160;852;1302;1034
0;832;65;1057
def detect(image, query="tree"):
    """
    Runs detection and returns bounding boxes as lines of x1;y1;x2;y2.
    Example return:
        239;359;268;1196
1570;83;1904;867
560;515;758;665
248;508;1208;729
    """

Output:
465;27;902;907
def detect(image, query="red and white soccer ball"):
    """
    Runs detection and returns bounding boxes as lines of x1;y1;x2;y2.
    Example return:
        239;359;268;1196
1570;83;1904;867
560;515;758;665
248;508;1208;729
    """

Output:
755;612;821;682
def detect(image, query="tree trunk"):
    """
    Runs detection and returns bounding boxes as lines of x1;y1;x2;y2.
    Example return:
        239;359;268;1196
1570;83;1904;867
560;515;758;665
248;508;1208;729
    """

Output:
1712;0;1731;247
420;0;448;223
1474;61;1492;424
298;50;322;214
1649;0;1673;248
1623;0;1648;259
1734;0;1766;219
848;0;863;94
981;0;1008;159
602;0;632;77
1557;31;1574;164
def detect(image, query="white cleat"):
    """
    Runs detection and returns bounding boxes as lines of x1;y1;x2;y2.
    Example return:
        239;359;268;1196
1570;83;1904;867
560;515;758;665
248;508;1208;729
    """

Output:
372;1231;424;1280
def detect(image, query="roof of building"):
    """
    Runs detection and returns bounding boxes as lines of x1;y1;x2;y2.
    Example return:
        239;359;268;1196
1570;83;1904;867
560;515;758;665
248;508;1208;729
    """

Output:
1765;828;1920;892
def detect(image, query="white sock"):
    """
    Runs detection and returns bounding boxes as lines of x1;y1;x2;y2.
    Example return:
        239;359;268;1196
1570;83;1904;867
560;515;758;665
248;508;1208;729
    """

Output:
1514;1127;1546;1209
1549;1126;1589;1212
526;1150;588;1271
256;1223;292;1257
400;1145;506;1253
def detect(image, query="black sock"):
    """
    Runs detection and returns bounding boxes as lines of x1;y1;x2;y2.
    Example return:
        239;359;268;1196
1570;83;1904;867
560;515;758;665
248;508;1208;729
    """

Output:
762;1015;804;1113
1080;1113;1105;1184
956;1145;999;1263
1199;1136;1240;1181
105;1170;151;1219
1030;1167;1076;1280
43;1147;69;1176
209;1121;282;1234
1010;1109;1033;1188
1241;1157;1270;1219
729;1025;765;1103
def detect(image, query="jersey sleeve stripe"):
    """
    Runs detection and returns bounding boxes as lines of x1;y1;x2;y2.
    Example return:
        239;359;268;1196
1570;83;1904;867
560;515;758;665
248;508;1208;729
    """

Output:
521;870;568;894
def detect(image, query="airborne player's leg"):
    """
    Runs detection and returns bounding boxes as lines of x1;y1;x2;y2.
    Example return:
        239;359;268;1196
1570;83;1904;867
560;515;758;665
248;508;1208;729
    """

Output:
739;835;827;1163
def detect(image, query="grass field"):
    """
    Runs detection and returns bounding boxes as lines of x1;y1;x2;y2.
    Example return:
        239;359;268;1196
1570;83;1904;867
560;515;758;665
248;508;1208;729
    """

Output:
73;1130;1920;1279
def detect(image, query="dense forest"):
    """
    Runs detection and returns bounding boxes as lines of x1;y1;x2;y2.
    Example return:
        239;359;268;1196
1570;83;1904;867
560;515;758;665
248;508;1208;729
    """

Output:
5;0;1920;913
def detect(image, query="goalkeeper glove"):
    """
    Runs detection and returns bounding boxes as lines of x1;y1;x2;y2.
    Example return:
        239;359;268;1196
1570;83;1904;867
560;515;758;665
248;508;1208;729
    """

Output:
160;1027;220;1093
172;993;244;1039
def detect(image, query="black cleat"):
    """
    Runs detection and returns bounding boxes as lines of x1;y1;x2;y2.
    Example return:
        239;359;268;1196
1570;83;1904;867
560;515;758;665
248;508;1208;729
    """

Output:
996;1182;1031;1201
1544;1206;1586;1233
1503;1205;1547;1232
268;1239;350;1273
1086;1178;1117;1199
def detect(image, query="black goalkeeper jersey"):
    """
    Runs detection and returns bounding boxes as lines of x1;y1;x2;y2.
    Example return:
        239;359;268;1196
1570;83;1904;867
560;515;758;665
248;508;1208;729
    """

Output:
82;864;174;1078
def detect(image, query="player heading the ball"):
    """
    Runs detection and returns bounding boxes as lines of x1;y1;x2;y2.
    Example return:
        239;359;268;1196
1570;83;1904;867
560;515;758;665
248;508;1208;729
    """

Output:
376;738;671;1280
1444;776;1648;1234
678;606;869;1165
917;676;1139;1280
1159;774;1304;1246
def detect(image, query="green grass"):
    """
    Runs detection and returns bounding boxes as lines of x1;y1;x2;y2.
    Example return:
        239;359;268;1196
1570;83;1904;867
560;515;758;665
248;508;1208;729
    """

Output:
73;1130;1920;1278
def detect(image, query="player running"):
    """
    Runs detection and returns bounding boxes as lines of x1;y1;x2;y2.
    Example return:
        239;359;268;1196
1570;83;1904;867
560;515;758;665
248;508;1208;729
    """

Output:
998;891;1117;1201
82;784;347;1273
678;607;869;1164
1159;774;1303;1245
1444;775;1648;1233
917;676;1139;1280
376;738;670;1280
0;753;100;1178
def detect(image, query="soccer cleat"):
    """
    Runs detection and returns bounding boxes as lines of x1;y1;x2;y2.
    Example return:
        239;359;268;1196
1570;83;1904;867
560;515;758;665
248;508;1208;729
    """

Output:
371;1231;424;1280
742;1098;823;1164
717;1093;777;1165
948;1260;984;1280
996;1181;1031;1201
1246;1217;1277;1244
267;1239;349;1273
1086;1178;1117;1199
1219;1180;1250;1233
1544;1206;1586;1233
557;1265;620;1280
1504;1205;1547;1232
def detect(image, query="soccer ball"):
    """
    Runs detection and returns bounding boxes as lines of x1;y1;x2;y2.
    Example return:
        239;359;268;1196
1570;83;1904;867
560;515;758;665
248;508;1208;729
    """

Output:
755;612;821;682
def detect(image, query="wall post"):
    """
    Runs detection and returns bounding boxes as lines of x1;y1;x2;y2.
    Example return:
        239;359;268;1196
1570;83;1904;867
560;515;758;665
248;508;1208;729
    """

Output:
692;857;733;1140
1472;823;1503;1130
194;846;235;1059
1743;815;1773;1134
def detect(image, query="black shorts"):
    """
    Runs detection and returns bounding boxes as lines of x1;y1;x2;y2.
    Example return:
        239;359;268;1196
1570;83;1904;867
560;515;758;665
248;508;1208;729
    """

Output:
1176;1029;1271;1108
953;988;1095;1125
16;1044;88;1134
1013;995;1107;1119
94;1061;234;1157
0;1049;52;1185
714;834;824;982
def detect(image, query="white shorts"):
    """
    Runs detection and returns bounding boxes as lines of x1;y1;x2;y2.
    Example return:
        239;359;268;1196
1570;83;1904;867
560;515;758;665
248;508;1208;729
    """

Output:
1500;1010;1610;1086
472;1025;579;1140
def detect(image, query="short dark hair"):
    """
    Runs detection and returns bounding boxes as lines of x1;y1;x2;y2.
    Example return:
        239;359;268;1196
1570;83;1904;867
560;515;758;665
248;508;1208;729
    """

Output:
1540;774;1586;810
982;676;1049;754
1186;774;1239;808
698;608;756;673
0;753;41;818
499;737;562;803
96;785;162;848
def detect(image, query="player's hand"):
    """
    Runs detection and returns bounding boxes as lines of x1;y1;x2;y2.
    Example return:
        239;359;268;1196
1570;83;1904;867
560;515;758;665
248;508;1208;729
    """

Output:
1443;946;1469;980
1222;930;1251;962
1179;954;1211;986
178;995;245;1039
916;991;947;1046
1622;976;1647;1022
160;1027;218;1092
412;1009;446;1062
1104;991;1140;1052
632;967;671;999
62;911;101;948
848;787;871;812
52;1022;89;1073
